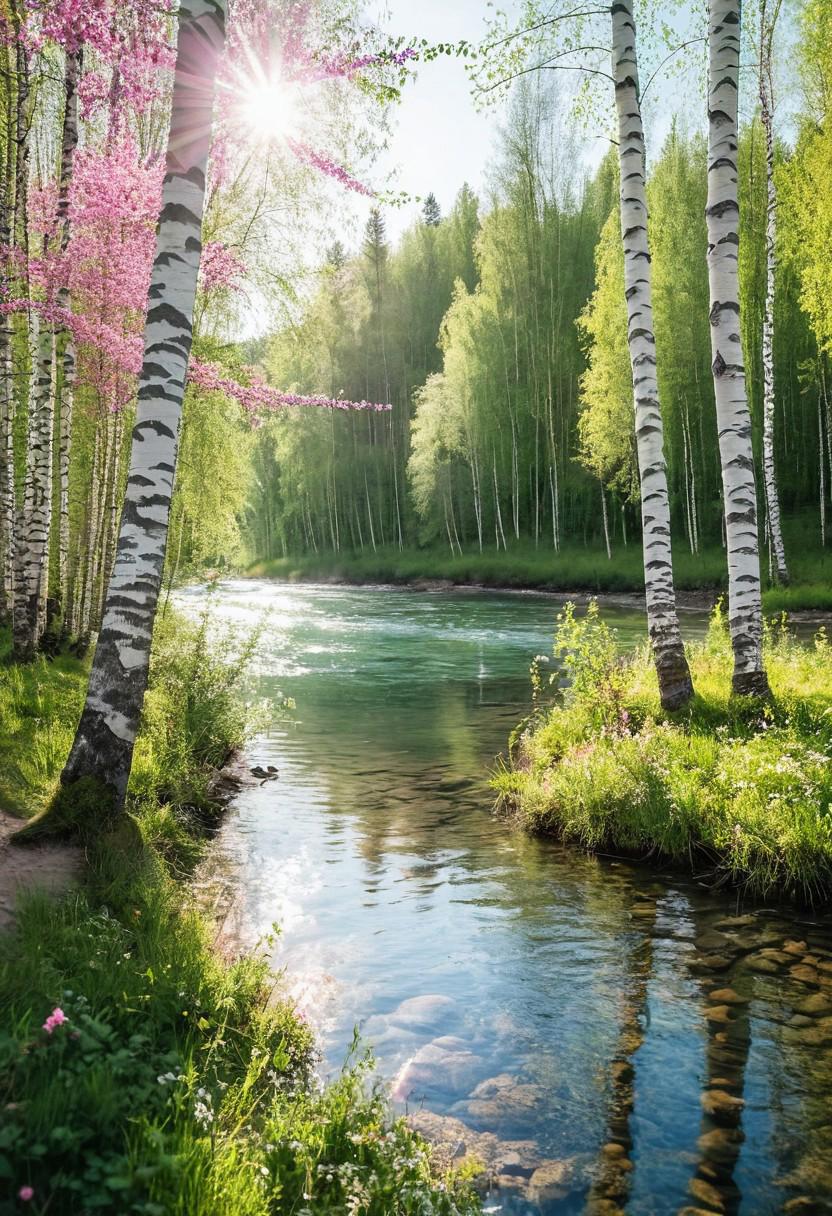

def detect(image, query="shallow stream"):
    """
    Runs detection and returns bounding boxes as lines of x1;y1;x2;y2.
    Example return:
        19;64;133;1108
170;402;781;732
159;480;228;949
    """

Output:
184;581;832;1215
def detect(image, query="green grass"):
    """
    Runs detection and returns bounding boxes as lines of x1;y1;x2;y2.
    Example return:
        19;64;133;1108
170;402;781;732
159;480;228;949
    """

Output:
246;524;832;611
493;603;832;906
0;616;480;1216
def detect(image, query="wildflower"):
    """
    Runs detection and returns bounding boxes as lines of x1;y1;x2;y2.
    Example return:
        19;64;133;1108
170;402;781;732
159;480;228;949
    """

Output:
18;1186;34;1202
42;1007;67;1034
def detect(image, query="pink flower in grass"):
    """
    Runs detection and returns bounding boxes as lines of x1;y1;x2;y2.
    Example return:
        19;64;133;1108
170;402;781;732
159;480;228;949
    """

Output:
18;1186;34;1201
42;1006;67;1034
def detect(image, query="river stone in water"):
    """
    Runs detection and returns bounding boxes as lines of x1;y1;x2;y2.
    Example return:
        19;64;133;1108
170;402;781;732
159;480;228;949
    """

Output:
465;1074;547;1126
387;993;457;1029
392;1036;482;1101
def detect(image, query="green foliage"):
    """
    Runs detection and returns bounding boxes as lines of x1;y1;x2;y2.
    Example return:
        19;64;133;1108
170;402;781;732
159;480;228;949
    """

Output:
0;606;260;825
779;0;832;356
0;641;88;817
130;606;263;813
576;209;636;500
496;606;832;904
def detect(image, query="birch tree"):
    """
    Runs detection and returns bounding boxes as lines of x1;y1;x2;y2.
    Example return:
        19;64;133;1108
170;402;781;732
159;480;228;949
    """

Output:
55;47;82;628
55;0;228;814
610;0;692;708
472;1;693;708
757;0;788;583
706;0;770;696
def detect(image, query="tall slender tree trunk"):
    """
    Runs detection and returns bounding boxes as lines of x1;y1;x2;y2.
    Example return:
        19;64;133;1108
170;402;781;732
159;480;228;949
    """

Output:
758;9;788;584
0;43;15;624
601;485;612;560
13;322;54;660
56;0;227;814
54;47;82;629
706;0;770;696
611;0;693;710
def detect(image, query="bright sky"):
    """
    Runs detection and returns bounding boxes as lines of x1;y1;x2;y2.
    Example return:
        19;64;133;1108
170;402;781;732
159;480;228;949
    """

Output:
347;1;801;249
363;0;504;240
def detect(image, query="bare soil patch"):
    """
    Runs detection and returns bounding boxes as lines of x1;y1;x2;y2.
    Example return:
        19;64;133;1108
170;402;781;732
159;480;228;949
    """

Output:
0;809;83;931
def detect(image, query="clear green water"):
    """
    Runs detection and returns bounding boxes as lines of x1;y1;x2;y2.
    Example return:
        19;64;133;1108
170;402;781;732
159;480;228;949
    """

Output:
184;581;832;1216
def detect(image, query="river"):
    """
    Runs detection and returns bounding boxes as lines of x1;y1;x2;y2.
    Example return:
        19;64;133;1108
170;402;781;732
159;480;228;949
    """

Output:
183;580;832;1216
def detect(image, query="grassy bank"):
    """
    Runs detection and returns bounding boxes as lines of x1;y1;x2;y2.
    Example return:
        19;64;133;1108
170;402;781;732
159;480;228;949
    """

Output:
0;616;479;1215
247;535;832;612
493;603;832;905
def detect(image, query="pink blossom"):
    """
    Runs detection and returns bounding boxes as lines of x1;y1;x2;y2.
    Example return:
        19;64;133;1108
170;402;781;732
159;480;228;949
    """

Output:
199;241;245;294
189;357;392;416
17;1186;34;1202
286;139;373;196
42;1006;67;1034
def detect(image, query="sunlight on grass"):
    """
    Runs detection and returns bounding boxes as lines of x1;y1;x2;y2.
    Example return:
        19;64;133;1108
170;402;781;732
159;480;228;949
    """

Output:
494;604;832;904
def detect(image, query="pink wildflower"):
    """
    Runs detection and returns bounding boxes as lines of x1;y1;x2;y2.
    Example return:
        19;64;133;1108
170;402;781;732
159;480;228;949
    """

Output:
18;1186;34;1202
42;1006;67;1034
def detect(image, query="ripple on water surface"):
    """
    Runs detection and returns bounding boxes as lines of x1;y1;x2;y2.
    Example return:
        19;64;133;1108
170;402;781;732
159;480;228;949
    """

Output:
184;581;832;1215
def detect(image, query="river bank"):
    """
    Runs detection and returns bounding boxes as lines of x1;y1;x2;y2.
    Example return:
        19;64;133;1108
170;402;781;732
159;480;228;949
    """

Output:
495;602;832;906
0;616;478;1216
247;541;832;614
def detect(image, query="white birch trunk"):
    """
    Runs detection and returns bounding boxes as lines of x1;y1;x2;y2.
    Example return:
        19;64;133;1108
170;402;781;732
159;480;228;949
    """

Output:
612;0;693;709
758;26;788;584
0;320;13;621
55;48;81;627
706;0;769;696
494;451;507;551
59;0;227;810
0;74;14;624
12;321;54;660
601;485;612;560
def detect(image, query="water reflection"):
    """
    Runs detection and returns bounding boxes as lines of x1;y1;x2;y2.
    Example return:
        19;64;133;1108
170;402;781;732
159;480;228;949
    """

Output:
184;581;832;1214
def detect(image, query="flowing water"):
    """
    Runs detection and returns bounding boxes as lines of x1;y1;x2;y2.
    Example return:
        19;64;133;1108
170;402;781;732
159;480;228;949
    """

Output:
184;580;832;1216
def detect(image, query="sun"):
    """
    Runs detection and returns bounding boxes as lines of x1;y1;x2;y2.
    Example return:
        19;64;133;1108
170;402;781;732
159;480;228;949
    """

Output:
237;77;299;145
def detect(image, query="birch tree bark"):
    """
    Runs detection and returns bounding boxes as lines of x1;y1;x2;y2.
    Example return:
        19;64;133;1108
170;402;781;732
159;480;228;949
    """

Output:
611;0;693;710
0;68;14;623
706;0;770;696
12;322;54;660
56;0;228;813
55;47;82;629
758;2;788;584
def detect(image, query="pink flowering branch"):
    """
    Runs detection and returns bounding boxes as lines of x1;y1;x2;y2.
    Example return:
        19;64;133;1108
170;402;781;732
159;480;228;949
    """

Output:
188;357;391;416
284;139;374;195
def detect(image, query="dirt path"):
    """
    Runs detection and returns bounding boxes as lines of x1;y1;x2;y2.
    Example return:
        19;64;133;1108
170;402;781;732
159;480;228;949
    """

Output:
0;810;83;931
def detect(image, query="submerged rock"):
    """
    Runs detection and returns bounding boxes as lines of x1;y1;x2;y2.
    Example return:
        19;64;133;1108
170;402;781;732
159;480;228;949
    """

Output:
795;992;832;1017
689;953;736;975
708;988;749;1006
689;1175;727;1211
388;993;457;1029
528;1158;580;1206
392;1036;482;1102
